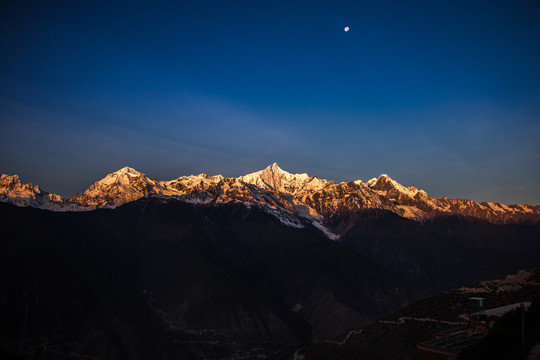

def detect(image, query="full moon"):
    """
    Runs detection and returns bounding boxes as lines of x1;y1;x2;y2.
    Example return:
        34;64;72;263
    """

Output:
344;26;350;32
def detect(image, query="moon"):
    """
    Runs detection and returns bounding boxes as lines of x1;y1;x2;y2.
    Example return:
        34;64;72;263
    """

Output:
344;26;350;32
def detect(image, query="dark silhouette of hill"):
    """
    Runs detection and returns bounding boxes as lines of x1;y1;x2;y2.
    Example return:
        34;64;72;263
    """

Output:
329;209;540;292
1;198;539;359
0;200;420;359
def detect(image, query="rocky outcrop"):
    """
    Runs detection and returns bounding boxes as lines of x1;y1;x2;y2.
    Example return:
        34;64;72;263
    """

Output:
0;174;75;211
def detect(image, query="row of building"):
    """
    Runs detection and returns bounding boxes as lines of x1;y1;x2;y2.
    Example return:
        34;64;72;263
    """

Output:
417;297;531;360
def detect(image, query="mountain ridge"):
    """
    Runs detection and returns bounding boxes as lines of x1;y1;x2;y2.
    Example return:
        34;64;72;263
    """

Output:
2;164;539;234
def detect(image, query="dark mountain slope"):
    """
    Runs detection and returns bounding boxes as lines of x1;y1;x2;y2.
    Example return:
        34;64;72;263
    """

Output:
0;202;193;360
132;199;421;341
0;199;422;359
328;209;540;292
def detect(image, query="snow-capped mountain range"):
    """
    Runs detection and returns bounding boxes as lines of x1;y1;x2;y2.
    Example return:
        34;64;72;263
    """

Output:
2;164;539;238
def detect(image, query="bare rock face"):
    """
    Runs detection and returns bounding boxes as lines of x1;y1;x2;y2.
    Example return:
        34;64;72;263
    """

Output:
0;174;74;211
2;164;539;233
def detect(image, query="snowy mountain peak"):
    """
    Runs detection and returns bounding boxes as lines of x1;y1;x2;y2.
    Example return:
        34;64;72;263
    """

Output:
70;167;156;208
1;174;23;188
376;174;396;184
1;173;18;182
367;174;421;198
365;178;377;186
261;163;298;179
269;162;280;171
0;173;75;211
239;163;311;194
2;165;540;229
115;166;142;175
1;174;39;195
106;166;147;181
367;174;395;190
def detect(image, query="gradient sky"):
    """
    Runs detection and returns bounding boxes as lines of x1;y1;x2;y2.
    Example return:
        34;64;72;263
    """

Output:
1;0;539;204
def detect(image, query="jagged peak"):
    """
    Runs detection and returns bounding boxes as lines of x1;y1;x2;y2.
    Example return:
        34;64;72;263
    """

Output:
243;163;286;179
106;166;148;180
367;174;425;199
257;163;310;178
376;174;400;185
262;162;294;176
365;174;395;189
2;166;539;227
192;173;225;181
85;167;153;190
376;174;399;185
366;177;377;186
0;173;22;184
112;166;144;176
240;163;311;194
366;174;403;188
0;173;41;193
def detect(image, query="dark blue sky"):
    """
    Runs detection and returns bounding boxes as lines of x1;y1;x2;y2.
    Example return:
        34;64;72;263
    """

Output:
1;0;539;204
